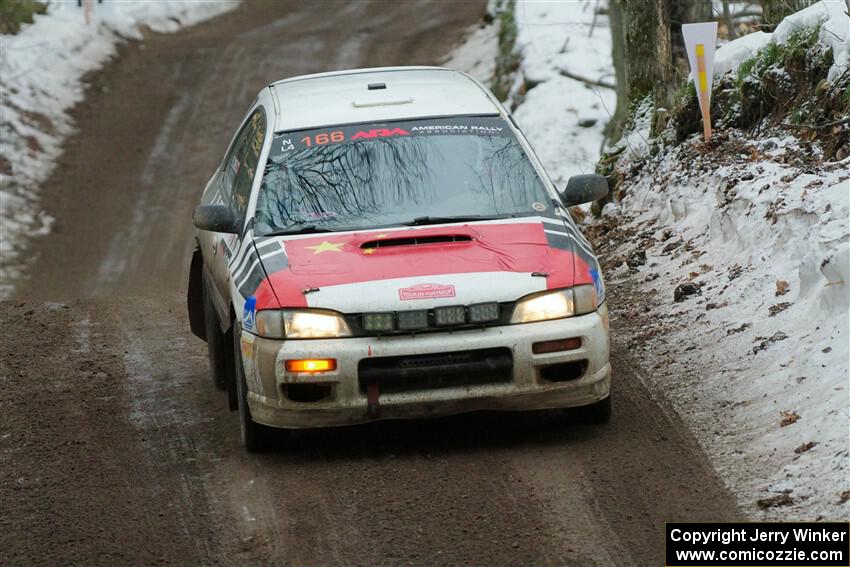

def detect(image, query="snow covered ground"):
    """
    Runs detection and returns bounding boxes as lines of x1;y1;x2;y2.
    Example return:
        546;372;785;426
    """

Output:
588;4;849;518
446;0;614;189
449;0;849;519
0;0;238;298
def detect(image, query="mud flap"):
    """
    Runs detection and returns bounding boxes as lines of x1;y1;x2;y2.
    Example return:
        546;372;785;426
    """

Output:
187;246;206;341
225;323;238;411
367;382;380;419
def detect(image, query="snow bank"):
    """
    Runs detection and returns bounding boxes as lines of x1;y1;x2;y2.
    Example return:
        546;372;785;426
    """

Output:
598;132;849;519
470;0;849;518
714;31;772;76
0;0;238;298
714;0;848;80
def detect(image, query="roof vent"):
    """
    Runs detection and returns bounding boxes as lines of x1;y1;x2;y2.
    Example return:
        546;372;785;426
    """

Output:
368;82;387;90
361;234;472;250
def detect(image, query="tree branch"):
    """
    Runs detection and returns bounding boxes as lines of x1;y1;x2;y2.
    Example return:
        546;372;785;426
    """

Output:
558;69;616;90
780;117;850;130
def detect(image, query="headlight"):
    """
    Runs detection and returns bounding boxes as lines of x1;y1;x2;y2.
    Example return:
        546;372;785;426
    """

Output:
255;309;352;339
510;285;598;324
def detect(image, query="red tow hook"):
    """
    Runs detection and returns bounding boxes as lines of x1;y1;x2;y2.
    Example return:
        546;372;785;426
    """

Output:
367;382;380;419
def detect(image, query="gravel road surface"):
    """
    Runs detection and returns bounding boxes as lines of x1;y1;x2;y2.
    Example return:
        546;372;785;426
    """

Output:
1;2;741;565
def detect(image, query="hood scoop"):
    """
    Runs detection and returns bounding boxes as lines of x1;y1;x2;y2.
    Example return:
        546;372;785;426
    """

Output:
361;234;472;250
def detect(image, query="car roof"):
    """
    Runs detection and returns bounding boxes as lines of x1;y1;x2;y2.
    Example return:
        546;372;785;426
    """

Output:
268;67;503;132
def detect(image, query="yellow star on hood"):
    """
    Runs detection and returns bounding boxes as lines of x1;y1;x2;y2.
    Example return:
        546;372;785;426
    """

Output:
307;240;345;254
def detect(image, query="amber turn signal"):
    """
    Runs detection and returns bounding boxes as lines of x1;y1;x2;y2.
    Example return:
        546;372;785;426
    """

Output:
532;338;582;354
285;359;337;372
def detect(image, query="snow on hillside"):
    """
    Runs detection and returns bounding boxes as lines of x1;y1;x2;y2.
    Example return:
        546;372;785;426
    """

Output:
511;0;615;188
0;0;238;298
446;0;614;189
585;5;850;518
449;0;849;519
593;130;849;520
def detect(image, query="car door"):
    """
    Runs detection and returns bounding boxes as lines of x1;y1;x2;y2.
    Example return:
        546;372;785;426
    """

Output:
207;108;267;315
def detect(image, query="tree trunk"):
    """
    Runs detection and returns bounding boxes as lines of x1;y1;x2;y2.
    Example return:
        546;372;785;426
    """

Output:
761;0;817;28
606;0;711;143
604;0;629;144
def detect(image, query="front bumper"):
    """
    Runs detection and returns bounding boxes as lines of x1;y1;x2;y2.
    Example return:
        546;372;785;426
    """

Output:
239;307;610;428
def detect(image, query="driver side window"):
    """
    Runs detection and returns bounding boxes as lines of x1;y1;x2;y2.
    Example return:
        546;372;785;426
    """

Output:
220;108;267;226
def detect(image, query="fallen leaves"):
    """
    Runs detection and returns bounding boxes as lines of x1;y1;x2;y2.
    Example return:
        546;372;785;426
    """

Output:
727;322;751;335
794;441;818;454
757;492;794;509
775;280;790;296
768;302;793;316
752;331;789;354
674;282;701;303
780;410;800;427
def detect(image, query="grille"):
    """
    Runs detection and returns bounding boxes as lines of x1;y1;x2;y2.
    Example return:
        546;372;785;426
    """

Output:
358;348;513;394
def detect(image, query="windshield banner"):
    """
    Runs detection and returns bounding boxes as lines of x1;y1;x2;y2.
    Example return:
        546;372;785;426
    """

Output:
272;116;510;159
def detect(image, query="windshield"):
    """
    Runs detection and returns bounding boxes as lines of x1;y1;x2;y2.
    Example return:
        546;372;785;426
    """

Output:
254;116;553;234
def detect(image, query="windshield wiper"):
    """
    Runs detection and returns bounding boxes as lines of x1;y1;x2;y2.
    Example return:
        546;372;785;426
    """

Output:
402;214;512;227
261;225;340;236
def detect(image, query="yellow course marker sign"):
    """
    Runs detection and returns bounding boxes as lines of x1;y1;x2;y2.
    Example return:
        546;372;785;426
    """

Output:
682;22;717;143
696;43;711;141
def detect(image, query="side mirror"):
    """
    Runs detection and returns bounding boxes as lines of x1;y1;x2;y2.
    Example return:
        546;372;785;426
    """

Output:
193;204;239;233
560;174;609;207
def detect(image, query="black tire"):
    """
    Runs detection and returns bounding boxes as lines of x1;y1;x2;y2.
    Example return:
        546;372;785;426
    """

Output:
202;278;228;391
233;323;278;452
583;395;612;424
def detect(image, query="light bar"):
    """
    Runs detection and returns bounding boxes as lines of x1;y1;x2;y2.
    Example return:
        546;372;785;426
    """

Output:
434;305;466;326
468;302;500;323
397;310;428;330
362;312;394;332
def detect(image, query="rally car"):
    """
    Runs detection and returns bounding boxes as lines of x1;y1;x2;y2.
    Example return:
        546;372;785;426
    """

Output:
187;66;611;450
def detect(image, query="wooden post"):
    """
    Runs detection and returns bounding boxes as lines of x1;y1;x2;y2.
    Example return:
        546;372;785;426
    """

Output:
696;43;712;141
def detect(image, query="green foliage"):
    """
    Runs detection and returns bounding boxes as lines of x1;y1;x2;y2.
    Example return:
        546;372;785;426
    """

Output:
0;0;46;35
735;42;782;89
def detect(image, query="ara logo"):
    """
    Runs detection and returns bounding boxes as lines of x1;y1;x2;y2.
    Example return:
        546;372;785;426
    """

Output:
399;283;456;301
243;296;257;331
351;128;410;140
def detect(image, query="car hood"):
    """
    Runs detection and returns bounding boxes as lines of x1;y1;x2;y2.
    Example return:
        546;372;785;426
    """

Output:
246;218;599;312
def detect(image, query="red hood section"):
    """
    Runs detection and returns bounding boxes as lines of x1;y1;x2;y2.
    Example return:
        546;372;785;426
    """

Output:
254;222;593;309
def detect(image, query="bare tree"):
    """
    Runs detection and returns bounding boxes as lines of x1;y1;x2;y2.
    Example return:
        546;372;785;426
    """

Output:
606;0;719;143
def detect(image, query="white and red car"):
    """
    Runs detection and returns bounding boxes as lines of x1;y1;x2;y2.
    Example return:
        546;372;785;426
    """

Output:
187;67;611;450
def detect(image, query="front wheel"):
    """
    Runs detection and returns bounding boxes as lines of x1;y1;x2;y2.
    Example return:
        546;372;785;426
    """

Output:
233;323;278;452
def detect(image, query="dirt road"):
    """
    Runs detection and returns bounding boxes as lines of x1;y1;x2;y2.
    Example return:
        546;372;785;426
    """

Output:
1;2;741;565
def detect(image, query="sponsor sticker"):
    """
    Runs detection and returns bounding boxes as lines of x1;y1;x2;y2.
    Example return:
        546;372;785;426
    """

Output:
590;268;605;304
243;296;256;331
399;283;456;301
